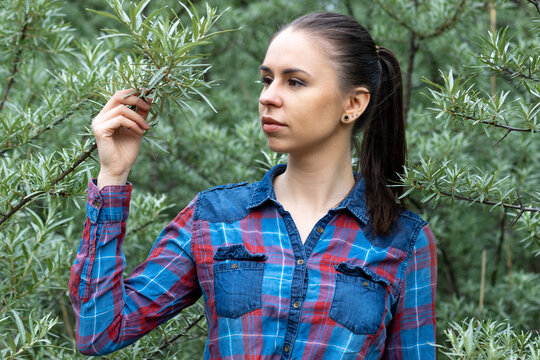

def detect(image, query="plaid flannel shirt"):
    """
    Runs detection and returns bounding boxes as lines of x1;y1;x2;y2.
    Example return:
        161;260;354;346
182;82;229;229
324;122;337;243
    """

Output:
69;164;437;359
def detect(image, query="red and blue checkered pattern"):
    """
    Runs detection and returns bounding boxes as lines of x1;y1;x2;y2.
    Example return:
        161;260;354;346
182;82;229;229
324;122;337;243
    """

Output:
69;165;437;359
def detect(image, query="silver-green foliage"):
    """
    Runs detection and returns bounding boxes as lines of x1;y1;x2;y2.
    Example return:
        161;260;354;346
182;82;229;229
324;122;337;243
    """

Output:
401;16;540;250
441;318;540;360
0;0;227;357
397;0;540;357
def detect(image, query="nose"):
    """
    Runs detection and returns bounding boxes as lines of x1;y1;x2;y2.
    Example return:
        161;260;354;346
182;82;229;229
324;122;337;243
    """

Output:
259;82;283;108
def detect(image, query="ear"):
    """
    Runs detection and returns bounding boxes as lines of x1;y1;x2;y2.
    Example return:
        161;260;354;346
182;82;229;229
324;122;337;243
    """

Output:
341;86;370;124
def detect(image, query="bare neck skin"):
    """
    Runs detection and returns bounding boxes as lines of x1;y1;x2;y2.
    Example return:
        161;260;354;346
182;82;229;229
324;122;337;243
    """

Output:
273;139;355;244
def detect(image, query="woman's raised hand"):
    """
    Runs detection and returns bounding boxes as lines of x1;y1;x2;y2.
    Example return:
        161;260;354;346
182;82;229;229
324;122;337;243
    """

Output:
92;89;152;189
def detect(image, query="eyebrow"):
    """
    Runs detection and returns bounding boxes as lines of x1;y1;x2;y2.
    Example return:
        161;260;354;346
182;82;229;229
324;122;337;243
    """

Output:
258;65;312;77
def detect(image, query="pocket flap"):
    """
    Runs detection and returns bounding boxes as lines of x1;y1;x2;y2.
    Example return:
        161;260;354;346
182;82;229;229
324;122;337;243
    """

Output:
213;244;268;261
335;262;390;287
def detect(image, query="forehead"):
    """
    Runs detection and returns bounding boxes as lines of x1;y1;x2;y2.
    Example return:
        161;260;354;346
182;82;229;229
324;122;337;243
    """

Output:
262;29;335;73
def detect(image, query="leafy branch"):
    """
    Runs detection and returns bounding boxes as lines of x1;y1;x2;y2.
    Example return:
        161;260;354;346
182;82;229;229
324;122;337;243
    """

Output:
0;101;86;156
425;71;540;140
0;12;29;112
90;0;233;113
0;142;97;228
400;157;540;216
0;1;230;228
1;312;61;360
440;318;540;358
475;28;540;86
375;0;468;41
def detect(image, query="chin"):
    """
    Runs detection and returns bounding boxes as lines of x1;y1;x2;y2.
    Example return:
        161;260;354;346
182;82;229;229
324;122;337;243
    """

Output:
265;138;291;155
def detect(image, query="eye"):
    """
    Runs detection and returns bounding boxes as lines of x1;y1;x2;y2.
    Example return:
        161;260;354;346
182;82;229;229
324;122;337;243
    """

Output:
288;78;305;87
260;76;273;86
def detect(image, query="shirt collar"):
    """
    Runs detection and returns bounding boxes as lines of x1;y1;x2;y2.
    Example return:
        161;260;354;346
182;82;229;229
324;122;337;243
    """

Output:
247;164;369;225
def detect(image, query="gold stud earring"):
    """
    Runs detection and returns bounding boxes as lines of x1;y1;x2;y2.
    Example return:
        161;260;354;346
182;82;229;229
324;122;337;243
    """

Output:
343;115;350;121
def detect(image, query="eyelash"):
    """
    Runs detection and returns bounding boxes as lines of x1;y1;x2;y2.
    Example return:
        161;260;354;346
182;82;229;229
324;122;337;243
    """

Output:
259;76;305;88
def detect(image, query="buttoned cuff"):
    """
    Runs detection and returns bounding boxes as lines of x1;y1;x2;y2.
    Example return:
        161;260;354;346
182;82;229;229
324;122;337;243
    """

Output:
86;179;133;223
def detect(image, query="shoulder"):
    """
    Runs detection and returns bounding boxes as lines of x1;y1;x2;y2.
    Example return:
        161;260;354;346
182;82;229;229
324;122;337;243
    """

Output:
370;208;429;252
398;208;427;229
194;181;256;223
396;209;434;254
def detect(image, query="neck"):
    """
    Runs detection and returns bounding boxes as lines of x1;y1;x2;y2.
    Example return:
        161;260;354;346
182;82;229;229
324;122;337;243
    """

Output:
274;145;355;213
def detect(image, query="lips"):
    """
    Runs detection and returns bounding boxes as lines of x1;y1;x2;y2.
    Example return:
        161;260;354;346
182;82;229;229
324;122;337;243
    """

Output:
261;116;286;133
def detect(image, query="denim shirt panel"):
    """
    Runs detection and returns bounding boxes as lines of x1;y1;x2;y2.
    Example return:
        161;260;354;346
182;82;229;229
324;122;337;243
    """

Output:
194;181;252;223
194;163;426;253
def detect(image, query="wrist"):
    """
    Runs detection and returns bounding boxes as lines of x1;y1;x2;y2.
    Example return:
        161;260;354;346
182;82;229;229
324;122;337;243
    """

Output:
97;170;130;190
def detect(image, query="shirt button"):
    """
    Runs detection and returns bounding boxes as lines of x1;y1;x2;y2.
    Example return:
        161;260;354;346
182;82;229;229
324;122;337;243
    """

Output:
93;200;101;207
231;263;238;269
297;259;304;265
293;301;300;309
284;344;290;352
316;227;324;234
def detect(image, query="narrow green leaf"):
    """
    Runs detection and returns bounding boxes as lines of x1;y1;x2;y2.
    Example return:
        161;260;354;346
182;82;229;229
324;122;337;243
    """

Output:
11;310;26;345
86;8;118;21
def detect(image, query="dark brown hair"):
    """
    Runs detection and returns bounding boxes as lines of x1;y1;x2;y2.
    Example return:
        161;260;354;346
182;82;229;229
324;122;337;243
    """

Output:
278;12;406;236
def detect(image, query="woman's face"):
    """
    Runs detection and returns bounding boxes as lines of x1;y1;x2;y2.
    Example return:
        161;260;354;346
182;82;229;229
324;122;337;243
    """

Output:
258;29;351;156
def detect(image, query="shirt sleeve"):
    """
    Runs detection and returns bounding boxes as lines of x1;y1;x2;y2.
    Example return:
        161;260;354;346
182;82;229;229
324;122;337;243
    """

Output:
68;180;202;356
383;223;437;360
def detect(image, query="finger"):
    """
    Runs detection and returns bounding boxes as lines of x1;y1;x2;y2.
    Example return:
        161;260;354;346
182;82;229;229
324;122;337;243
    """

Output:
110;116;145;136
96;104;150;130
101;89;138;114
136;98;153;119
95;115;145;137
122;93;152;112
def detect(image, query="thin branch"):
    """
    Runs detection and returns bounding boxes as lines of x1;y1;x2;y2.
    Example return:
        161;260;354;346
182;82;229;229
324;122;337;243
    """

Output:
440;244;460;297
446;109;540;134
404;32;419;119
0;106;82;156
50;143;97;188
148;313;205;357
0;143;97;227
494;64;540;83
375;0;417;35
418;0;468;41
0;13;29;112
490;211;506;286
526;0;540;14
437;189;540;213
376;0;467;41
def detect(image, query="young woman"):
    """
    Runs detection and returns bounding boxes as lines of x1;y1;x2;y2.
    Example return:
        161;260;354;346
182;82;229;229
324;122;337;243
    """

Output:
70;12;437;359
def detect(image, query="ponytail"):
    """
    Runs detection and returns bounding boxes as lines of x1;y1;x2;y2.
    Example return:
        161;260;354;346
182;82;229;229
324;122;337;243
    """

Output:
360;47;406;236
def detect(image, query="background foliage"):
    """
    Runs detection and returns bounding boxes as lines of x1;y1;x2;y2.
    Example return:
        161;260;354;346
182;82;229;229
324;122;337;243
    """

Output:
0;0;539;358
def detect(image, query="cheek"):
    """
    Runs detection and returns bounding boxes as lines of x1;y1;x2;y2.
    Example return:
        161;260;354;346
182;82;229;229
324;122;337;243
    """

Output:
309;92;343;118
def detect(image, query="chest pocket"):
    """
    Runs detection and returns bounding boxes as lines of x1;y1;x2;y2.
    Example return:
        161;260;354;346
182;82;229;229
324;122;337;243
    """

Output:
329;262;390;335
213;244;267;318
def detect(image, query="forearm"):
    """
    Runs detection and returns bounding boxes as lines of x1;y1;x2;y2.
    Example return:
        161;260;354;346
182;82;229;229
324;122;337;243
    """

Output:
384;223;437;359
69;182;202;355
69;180;134;355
